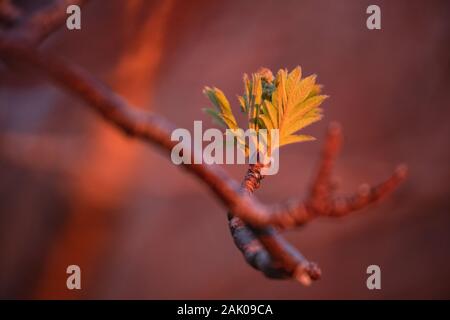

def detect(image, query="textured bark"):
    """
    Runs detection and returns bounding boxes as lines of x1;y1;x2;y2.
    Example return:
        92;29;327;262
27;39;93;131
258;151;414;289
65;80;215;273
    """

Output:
229;164;321;284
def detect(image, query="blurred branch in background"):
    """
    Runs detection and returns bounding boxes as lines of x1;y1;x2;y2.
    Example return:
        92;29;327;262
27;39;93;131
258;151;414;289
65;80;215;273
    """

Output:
1;0;87;44
0;0;407;293
1;0;181;298
0;0;21;27
0;132;81;172
33;0;179;299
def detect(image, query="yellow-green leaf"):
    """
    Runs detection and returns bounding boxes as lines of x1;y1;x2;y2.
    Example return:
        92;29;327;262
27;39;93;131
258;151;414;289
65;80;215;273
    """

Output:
286;66;302;99
290;95;328;122
203;108;226;127
263;100;278;128
259;114;274;130
284;109;323;137
281;134;316;147
203;86;238;129
204;66;327;153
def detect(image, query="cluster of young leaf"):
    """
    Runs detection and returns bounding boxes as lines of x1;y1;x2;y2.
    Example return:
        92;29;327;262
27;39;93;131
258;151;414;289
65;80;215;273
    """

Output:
203;66;327;152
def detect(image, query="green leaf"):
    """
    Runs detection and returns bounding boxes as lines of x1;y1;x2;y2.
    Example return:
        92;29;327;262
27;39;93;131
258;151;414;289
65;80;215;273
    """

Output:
259;114;274;130
290;74;317;108
237;95;246;112
203;108;226;127
307;84;322;99
204;66;327;153
284;108;323;137
262;100;278;128
286;66;302;99
289;95;328;127
203;86;238;129
261;67;327;147
281;134;316;146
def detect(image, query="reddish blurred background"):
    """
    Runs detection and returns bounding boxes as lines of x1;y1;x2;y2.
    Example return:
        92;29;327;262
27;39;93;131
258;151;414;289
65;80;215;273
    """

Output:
0;0;449;299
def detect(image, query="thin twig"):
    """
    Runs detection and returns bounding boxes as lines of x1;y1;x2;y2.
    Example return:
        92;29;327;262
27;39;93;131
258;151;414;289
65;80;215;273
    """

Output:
309;121;343;208
329;165;408;217
266;126;408;229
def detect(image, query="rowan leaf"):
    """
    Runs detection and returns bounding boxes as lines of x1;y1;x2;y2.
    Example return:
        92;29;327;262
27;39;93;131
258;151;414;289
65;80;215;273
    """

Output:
203;86;238;130
288;95;328;129
202;108;226;127
262;100;278;128
284;108;323;138
259;114;274;130
204;66;327;154
281;134;316;146
286;66;302;100
263;68;327;148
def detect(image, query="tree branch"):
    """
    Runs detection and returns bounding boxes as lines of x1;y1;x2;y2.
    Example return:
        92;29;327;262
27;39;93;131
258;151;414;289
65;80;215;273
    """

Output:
329;165;408;217
309;122;343;207
229;164;321;285
1;0;89;46
265;125;408;229
0;0;22;27
0;37;269;230
0;1;407;284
